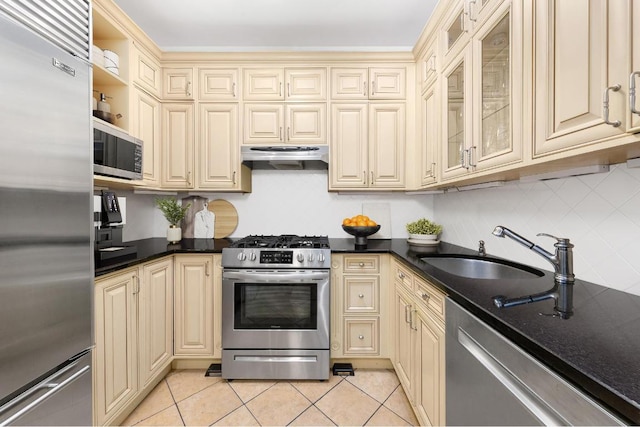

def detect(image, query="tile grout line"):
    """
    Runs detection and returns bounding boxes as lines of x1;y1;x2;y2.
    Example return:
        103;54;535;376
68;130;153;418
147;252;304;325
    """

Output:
163;377;187;427
379;384;417;426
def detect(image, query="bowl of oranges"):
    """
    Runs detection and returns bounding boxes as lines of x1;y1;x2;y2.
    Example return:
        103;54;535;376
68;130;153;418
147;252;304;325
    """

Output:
342;215;380;246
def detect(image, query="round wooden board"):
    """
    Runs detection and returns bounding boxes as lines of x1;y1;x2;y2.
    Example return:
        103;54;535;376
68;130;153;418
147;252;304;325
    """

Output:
207;199;238;238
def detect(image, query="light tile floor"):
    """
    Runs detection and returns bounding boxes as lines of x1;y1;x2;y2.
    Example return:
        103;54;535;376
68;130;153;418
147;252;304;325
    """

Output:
121;369;418;426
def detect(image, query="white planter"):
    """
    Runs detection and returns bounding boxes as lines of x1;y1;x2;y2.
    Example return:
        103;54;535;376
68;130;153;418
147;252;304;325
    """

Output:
409;233;438;241
167;225;182;243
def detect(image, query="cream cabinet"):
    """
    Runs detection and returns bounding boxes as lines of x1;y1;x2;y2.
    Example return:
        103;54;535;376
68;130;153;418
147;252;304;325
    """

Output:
94;268;138;426
330;103;405;189
174;255;216;356
330;254;389;358
199;68;239;101
198;103;251;191
161;103;194;189
94;258;173;426
243;67;326;101
441;0;527;181
243;103;327;144
391;258;446;427
131;45;161;98
138;258;173;389
420;82;439;187
131;88;161;186
163;68;194;100
533;0;630;156
631;4;640;133
331;67;406;100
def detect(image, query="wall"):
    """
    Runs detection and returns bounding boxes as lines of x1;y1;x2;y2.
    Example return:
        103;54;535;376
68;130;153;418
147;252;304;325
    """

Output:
121;169;434;241
433;163;640;296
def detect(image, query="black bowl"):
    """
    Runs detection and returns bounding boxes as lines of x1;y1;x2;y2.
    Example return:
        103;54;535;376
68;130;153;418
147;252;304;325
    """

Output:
342;225;381;245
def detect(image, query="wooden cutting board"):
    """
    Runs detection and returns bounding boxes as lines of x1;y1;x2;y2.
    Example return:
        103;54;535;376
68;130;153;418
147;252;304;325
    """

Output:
207;199;238;238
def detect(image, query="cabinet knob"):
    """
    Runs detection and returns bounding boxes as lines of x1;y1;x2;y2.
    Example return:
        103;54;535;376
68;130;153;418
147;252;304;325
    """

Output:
358;293;364;299
422;292;430;301
359;262;365;267
358;335;364;340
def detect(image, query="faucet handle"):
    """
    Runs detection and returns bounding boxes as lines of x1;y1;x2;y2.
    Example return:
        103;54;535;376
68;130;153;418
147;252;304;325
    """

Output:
536;233;573;248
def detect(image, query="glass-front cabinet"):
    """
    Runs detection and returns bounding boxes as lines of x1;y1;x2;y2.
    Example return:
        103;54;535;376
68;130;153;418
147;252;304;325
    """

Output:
440;0;528;181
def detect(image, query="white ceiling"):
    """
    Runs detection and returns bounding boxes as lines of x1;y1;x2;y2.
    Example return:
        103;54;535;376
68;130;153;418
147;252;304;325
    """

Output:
111;0;439;52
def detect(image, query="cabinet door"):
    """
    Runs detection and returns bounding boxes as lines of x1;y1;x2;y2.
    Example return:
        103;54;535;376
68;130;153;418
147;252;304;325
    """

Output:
631;3;640;133
163;68;194;100
534;0;626;156
344;318;379;355
369;68;406;99
132;88;161;186
132;46;161;97
369;103;405;188
472;2;523;171
394;288;414;398
344;276;379;314
285;68;327;100
161;103;194;188
198;103;240;189
330;103;368;188
94;270;138;426
199;68;238;101
286;103;326;144
138;259;173;388
331;68;368;100
419;40;438;91
442;0;470;62
243;68;285;100
421;84;439;186
174;255;214;356
243;103;285;144
441;49;473;180
413;309;445;427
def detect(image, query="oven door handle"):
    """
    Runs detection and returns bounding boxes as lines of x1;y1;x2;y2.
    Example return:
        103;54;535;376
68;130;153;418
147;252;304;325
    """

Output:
223;270;329;282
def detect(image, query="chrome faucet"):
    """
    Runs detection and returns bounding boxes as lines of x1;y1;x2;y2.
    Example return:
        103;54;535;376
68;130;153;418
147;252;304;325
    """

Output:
491;225;575;319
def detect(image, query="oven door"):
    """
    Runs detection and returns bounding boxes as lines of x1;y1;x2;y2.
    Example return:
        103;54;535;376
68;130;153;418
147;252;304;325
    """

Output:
222;269;330;350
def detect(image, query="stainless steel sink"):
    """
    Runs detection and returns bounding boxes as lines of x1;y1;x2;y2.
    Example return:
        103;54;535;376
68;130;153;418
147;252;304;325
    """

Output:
420;256;544;280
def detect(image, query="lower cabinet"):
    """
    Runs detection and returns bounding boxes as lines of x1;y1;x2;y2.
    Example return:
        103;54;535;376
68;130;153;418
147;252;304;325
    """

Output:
173;254;221;357
392;258;445;427
93;257;173;426
330;254;390;358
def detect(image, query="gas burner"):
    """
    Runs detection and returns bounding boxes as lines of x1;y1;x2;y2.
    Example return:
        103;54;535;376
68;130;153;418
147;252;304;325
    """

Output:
231;235;329;249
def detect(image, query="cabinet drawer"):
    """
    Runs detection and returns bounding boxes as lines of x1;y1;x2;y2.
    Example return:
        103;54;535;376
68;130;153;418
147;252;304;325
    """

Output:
343;255;380;273
344;318;379;355
344;277;379;313
393;262;413;291
414;276;445;320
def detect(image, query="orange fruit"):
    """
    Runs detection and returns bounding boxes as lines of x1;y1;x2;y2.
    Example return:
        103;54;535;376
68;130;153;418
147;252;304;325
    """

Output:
366;220;377;226
342;218;351;225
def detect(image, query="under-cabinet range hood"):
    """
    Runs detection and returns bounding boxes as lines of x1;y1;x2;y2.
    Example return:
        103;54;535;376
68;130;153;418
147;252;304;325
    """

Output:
241;146;329;170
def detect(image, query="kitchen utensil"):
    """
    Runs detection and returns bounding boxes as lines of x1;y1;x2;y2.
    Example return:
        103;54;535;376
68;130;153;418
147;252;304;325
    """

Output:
207;199;238;238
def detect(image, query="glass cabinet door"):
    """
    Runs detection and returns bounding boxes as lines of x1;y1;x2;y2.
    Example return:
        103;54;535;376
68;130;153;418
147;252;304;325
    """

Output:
447;63;465;170
479;13;510;159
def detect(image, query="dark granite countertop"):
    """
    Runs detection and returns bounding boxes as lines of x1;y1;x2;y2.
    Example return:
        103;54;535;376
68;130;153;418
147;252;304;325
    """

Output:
96;237;640;423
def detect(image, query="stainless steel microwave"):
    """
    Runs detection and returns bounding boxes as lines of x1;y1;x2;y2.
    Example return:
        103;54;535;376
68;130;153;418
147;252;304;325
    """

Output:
93;119;143;180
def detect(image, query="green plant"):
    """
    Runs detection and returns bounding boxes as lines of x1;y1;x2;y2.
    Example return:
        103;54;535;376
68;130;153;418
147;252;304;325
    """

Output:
405;218;442;235
155;197;190;226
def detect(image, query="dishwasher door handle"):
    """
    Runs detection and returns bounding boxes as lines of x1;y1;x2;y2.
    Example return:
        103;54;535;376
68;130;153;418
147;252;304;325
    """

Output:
457;327;566;426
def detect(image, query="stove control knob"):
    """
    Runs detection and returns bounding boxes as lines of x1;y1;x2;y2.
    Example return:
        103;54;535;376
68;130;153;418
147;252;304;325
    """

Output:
237;252;247;261
308;254;315;262
317;253;325;262
248;252;257;261
296;253;305;263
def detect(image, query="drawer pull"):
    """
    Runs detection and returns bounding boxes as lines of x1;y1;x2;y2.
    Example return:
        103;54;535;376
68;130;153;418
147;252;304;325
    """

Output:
422;292;430;301
359;262;365;267
358;335;364;340
398;272;405;279
358;293;364;299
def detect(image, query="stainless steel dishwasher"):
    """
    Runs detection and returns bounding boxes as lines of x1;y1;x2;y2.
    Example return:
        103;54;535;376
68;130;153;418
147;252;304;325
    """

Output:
445;298;624;426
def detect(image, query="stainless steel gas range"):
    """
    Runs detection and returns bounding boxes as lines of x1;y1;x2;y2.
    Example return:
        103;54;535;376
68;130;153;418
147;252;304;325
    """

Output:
221;235;331;380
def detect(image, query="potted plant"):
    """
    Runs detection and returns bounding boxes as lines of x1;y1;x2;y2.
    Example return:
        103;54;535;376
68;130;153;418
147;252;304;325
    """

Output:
405;218;443;241
155;197;190;243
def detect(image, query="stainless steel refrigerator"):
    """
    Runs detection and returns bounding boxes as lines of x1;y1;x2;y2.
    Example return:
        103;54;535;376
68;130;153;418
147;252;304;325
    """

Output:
0;1;93;425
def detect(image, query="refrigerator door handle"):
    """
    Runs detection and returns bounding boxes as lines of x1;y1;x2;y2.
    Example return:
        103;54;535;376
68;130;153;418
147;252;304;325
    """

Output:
0;362;90;426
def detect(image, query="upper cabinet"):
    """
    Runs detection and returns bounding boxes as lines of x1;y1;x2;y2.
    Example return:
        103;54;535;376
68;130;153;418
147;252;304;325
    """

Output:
533;0;635;157
331;67;406;100
440;0;529;181
243;67;327;101
199;68;239;101
131;44;161;98
92;2;130;132
163;68;195;100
